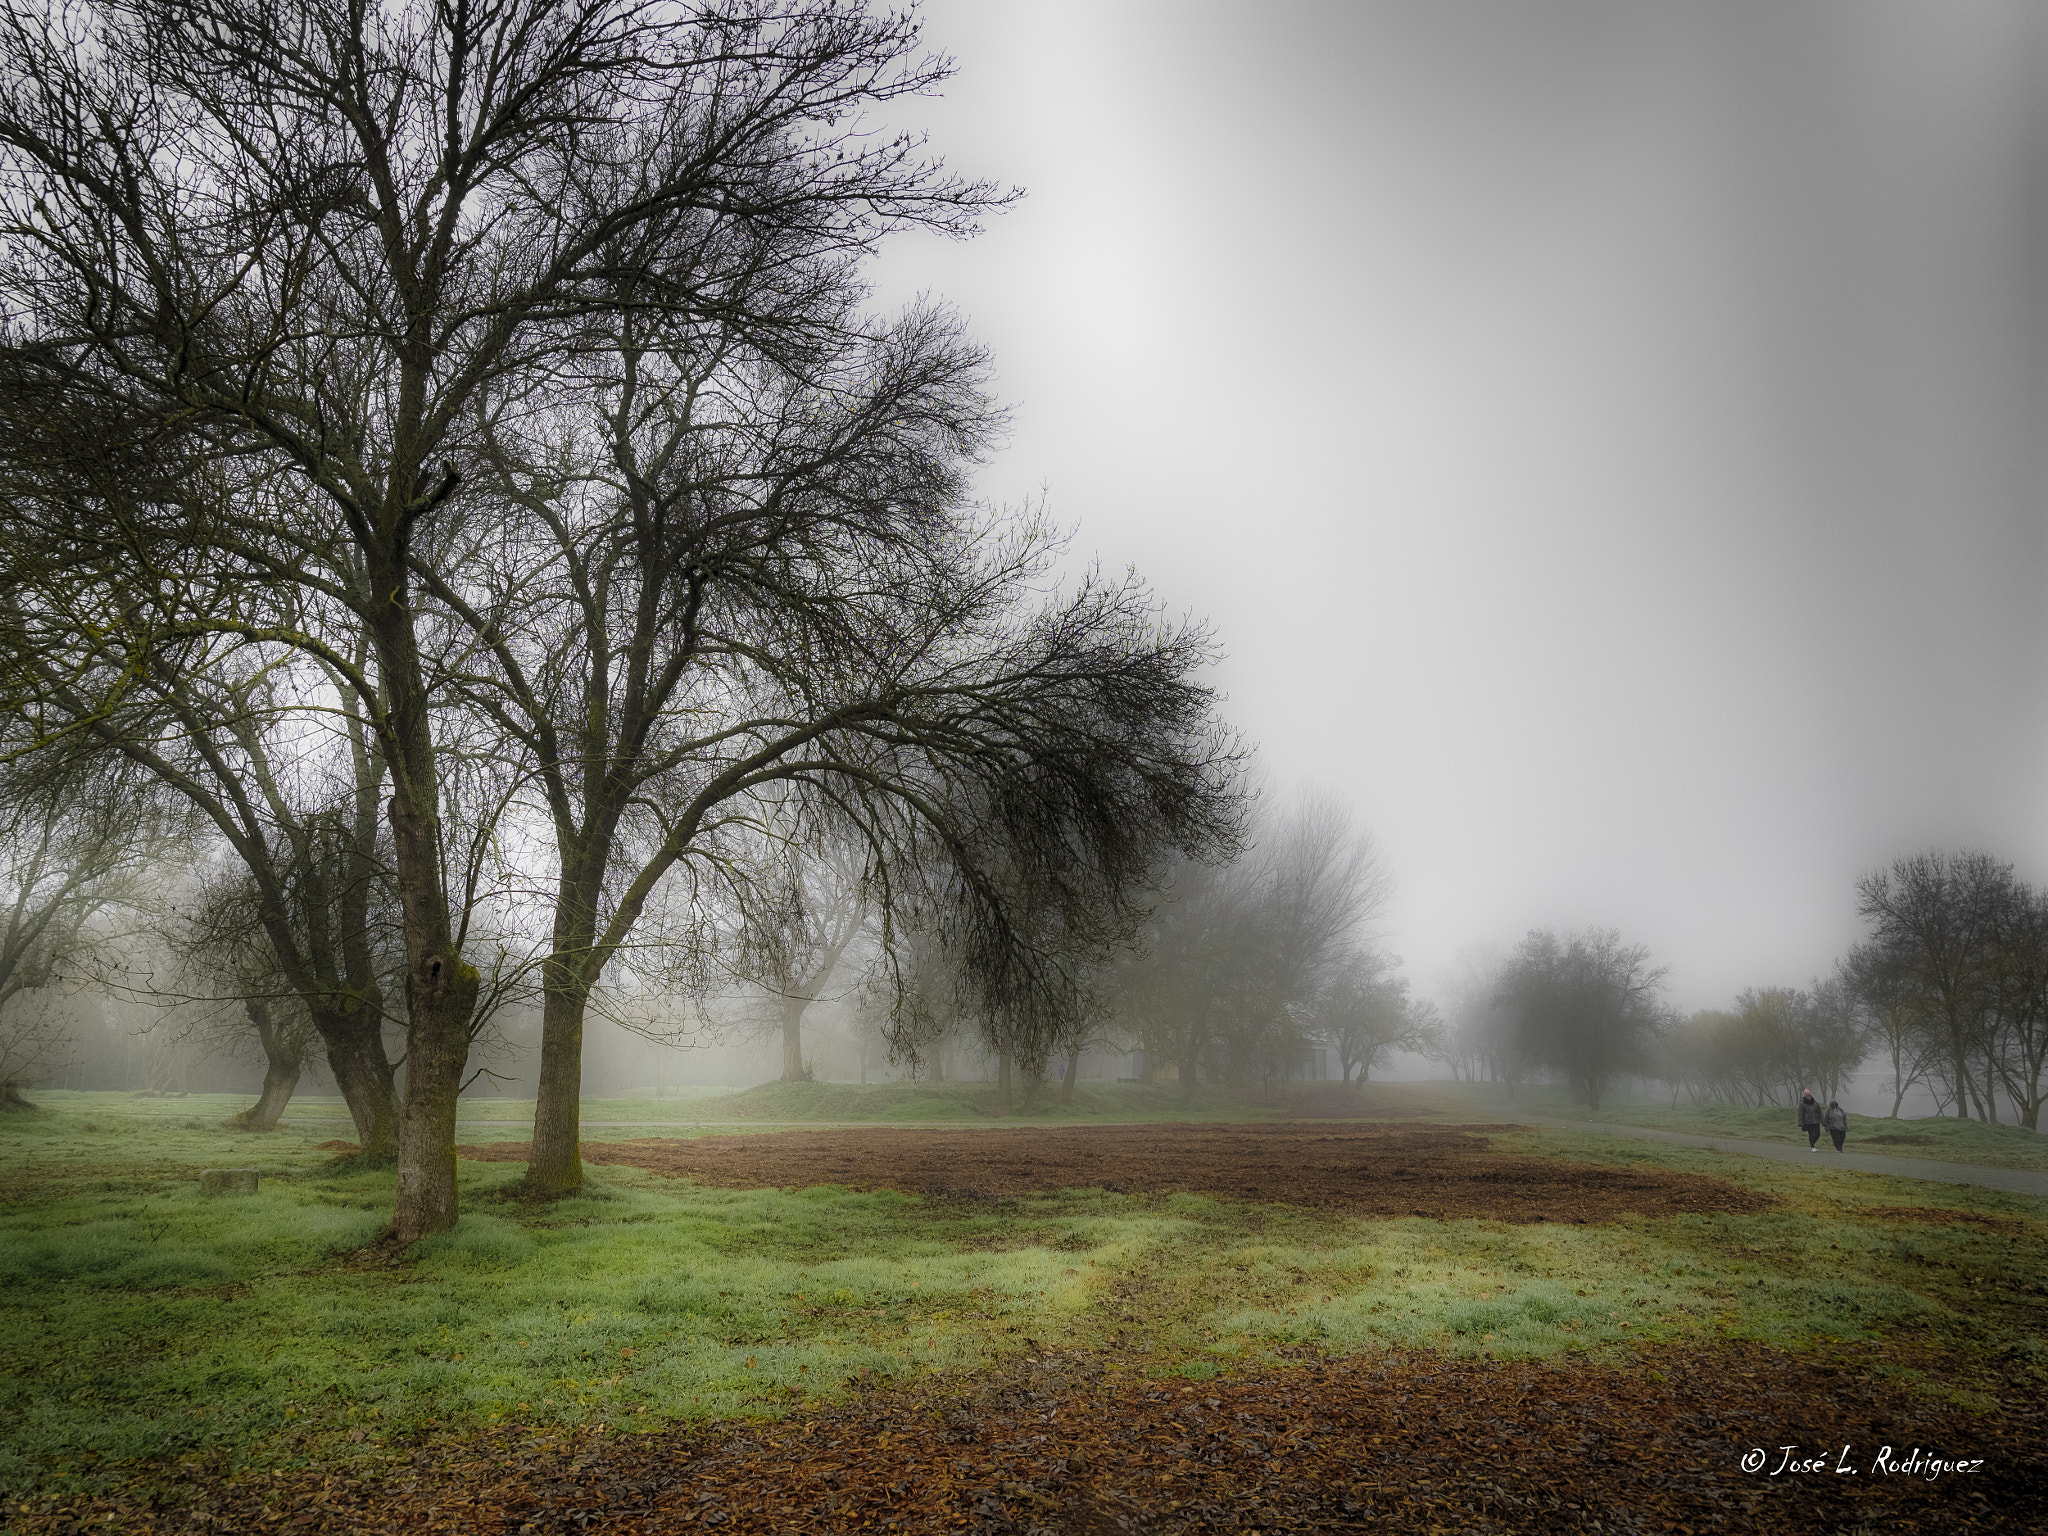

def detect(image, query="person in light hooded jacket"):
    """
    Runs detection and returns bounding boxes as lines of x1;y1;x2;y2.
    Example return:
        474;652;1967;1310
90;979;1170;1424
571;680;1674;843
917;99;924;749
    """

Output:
1823;1099;1848;1152
1798;1090;1823;1150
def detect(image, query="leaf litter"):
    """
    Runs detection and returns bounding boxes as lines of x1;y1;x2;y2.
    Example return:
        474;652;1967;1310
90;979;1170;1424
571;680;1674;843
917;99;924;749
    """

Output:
7;1341;2039;1534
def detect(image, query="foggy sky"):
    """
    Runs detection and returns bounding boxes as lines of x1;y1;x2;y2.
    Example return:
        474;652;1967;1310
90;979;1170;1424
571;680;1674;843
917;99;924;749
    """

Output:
862;1;2048;1012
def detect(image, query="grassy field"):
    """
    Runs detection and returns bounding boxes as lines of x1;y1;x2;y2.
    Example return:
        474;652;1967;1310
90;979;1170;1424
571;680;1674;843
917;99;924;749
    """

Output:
3;1089;2044;1510
37;1078;2048;1165
1385;1080;2048;1171
17;1079;1359;1132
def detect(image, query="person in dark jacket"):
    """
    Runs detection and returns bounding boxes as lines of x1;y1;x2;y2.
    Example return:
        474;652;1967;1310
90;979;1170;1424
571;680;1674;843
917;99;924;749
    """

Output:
1823;1100;1848;1152
1798;1090;1823;1150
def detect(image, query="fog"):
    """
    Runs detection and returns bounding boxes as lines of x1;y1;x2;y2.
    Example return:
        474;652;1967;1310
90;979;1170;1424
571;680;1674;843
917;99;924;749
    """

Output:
861;0;2048;1016
14;4;2046;1117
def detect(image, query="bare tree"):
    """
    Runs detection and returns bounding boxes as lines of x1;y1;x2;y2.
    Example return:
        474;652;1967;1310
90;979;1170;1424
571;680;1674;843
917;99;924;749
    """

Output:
442;267;1242;1188
1841;942;1939;1118
0;0;1035;1237
730;832;872;1084
1497;928;1667;1111
1854;851;2010;1122
1117;793;1388;1099
146;866;335;1132
1983;882;2048;1131
1302;949;1419;1085
0;761;178;1106
1425;945;1523;1087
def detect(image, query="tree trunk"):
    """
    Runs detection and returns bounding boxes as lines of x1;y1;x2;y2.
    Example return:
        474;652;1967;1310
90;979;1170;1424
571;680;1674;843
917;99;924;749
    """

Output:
999;1050;1013;1111
231;1001;301;1132
236;1055;300;1132
393;945;479;1241
780;997;811;1082
526;981;589;1198
1058;1047;1081;1105
1947;1014;1974;1119
314;1001;401;1160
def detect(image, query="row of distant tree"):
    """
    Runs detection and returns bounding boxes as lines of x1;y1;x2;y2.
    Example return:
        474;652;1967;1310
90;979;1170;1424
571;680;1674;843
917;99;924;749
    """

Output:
0;769;1430;1121
1424;850;2048;1129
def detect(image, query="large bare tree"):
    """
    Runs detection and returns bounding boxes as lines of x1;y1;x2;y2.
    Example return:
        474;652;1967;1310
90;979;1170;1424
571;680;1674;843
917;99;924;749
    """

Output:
0;0;1029;1237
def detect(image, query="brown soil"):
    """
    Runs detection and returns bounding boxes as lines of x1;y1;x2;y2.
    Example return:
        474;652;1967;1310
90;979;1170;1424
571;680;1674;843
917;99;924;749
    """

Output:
453;1122;1774;1223
11;1342;2039;1534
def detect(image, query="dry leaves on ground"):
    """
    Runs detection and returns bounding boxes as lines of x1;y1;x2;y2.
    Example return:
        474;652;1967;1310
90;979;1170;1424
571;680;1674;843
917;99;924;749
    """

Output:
9;1341;2040;1535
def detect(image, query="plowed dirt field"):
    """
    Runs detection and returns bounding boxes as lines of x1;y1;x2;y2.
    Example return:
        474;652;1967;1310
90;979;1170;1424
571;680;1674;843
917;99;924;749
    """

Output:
455;1123;1775;1222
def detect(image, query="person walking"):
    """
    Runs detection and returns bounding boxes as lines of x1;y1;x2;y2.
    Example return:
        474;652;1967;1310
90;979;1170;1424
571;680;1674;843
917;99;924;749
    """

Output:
1799;1090;1823;1151
1823;1099;1848;1153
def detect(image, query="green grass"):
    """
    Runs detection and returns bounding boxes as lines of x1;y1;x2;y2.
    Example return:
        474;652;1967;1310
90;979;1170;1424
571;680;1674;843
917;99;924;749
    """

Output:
3;1093;2043;1505
16;1078;1363;1135
1395;1081;2048;1171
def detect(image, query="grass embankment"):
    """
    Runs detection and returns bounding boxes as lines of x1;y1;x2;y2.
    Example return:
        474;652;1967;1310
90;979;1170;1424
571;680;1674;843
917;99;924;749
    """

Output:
3;1095;2044;1507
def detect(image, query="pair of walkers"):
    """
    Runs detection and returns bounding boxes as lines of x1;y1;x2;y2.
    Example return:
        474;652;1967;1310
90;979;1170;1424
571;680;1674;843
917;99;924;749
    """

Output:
1798;1089;1848;1152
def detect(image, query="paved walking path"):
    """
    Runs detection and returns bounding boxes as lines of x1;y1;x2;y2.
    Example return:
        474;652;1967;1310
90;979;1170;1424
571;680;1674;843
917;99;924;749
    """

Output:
1535;1118;2048;1199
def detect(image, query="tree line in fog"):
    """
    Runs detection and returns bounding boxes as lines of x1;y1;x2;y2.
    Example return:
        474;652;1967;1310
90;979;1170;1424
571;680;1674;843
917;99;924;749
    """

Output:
1428;849;2048;1129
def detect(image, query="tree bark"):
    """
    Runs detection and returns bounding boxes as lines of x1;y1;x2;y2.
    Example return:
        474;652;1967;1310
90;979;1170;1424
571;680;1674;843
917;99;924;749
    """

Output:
1057;1047;1081;1105
526;982;589;1198
781;998;812;1082
524;848;611;1197
387;766;478;1241
230;1000;302;1132
313;1000;400;1159
999;1050;1013;1111
393;945;479;1241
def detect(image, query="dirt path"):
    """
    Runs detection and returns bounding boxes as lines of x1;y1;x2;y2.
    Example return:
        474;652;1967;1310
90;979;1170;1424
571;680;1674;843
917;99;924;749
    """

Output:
455;1123;1776;1223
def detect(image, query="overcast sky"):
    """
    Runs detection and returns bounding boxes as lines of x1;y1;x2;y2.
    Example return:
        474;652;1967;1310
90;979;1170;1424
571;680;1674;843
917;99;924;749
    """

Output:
864;0;2048;1012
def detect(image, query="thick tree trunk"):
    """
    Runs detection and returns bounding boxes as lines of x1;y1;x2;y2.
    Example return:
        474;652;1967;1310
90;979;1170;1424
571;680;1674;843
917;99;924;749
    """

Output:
237;1056;300;1131
231;1001;301;1132
527;982;589;1197
393;946;479;1241
781;999;811;1082
314;1002;401;1160
1057;1047;1081;1105
374;530;482;1242
999;1050;1013;1111
525;852;612;1198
